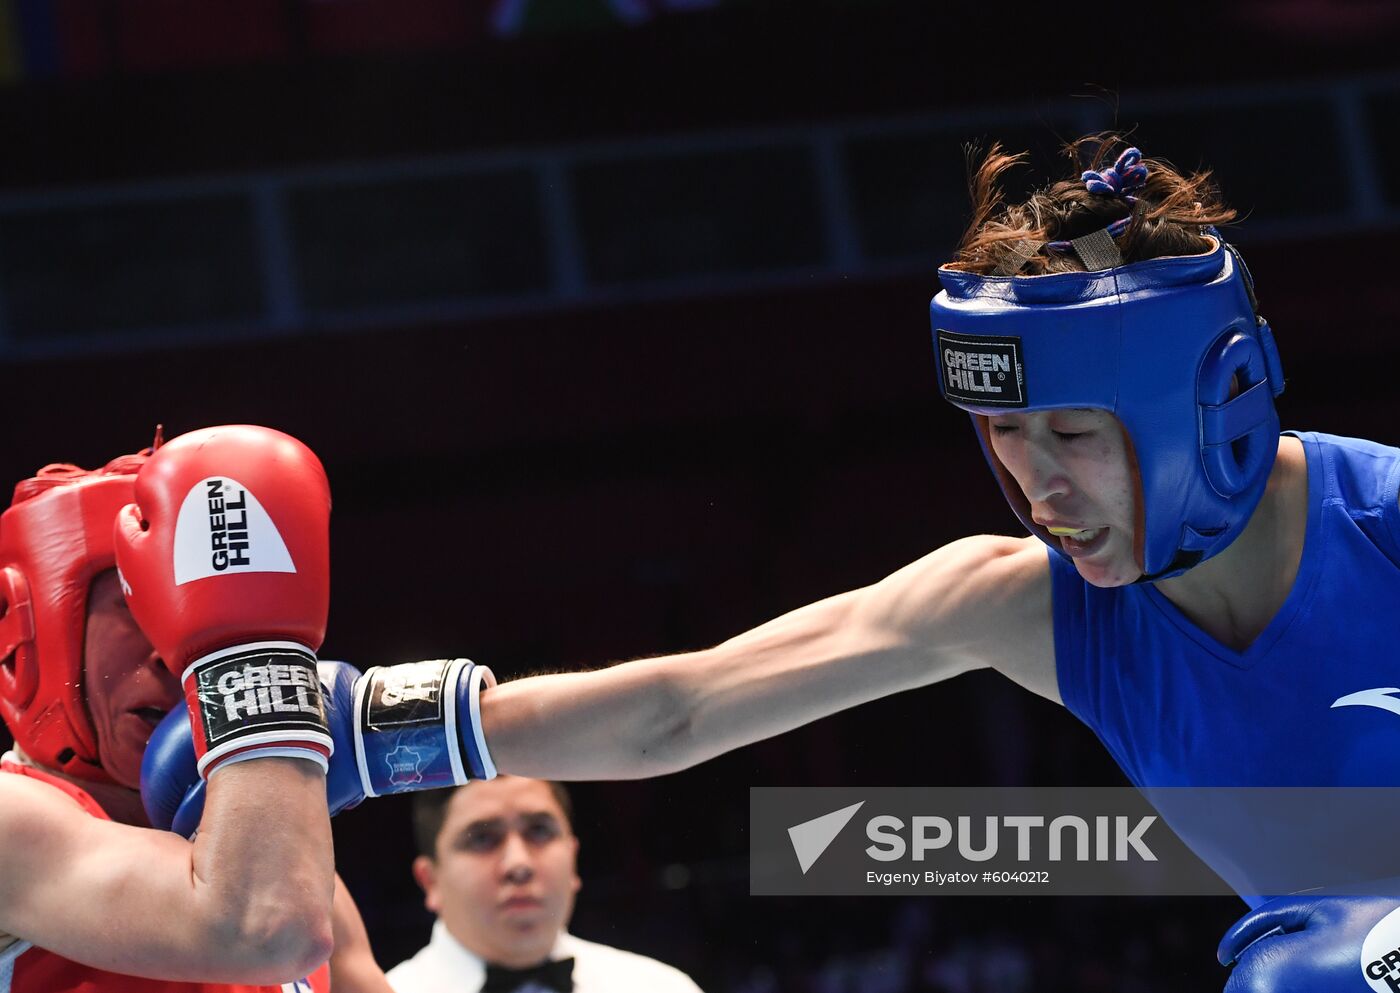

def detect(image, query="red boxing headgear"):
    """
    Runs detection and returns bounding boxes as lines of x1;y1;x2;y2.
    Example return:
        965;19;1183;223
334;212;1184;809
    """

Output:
0;448;153;783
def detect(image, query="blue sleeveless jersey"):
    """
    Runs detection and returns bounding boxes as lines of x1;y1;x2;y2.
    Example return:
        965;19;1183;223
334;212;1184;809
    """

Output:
1052;433;1400;899
1055;431;1400;787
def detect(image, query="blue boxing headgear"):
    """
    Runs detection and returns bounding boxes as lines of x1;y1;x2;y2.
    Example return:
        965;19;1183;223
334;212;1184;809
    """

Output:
930;231;1284;581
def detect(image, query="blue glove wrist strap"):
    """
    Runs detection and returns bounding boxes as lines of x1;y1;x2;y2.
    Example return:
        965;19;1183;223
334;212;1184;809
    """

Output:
351;658;497;797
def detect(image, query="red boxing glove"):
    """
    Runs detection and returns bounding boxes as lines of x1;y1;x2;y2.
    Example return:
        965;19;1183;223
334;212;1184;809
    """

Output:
114;425;333;779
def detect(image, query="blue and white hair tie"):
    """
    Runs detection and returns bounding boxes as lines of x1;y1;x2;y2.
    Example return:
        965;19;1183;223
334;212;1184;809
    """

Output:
1081;146;1148;201
992;147;1149;275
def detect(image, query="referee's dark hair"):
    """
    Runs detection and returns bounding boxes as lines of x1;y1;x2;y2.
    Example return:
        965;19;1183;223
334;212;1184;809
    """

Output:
412;779;575;858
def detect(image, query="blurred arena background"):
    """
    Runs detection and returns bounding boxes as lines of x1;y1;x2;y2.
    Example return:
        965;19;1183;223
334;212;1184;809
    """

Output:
4;1;1400;989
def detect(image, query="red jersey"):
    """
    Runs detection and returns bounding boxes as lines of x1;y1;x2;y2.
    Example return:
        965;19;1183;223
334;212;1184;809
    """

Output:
0;758;330;993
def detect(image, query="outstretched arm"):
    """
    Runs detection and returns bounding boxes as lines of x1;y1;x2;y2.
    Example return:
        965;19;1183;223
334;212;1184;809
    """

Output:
136;538;1057;827
484;535;1055;780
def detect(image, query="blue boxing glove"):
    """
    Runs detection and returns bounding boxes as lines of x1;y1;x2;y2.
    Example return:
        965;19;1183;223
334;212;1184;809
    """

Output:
139;694;203;835
1219;895;1400;992
142;658;497;837
143;660;364;836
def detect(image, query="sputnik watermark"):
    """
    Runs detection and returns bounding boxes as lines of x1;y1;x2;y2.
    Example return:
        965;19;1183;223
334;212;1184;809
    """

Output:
750;787;1400;897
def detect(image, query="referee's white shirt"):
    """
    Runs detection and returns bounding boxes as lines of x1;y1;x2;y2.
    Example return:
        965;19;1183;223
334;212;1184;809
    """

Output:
386;920;704;993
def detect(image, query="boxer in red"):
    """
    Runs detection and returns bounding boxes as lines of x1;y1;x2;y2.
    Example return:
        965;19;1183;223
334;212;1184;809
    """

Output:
0;426;387;993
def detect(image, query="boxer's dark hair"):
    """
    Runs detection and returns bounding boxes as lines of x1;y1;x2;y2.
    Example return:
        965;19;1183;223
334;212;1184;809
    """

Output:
950;133;1237;275
412;778;575;858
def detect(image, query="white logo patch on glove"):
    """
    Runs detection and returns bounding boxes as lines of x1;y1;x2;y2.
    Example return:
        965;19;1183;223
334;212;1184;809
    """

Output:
172;476;296;585
1362;906;1400;992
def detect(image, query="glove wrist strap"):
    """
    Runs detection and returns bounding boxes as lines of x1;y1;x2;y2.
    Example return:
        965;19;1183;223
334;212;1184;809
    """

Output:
352;659;498;798
181;641;332;779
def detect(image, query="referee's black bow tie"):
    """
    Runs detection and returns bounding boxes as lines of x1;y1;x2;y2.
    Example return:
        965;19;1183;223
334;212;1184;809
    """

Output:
481;957;574;993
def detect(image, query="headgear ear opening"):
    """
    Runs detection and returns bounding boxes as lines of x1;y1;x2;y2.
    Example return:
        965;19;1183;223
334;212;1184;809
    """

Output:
1199;329;1276;499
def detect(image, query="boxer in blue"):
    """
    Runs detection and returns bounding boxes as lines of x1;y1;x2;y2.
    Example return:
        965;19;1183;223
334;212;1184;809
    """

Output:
143;138;1395;990
475;139;1400;991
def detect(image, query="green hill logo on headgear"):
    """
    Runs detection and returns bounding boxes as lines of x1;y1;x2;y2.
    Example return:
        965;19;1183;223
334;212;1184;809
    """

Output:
936;332;1026;406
